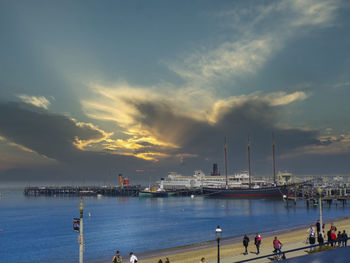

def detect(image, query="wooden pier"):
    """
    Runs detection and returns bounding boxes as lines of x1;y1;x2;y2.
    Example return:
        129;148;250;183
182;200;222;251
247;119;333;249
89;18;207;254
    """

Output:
24;186;141;197
23;186;202;197
284;185;350;207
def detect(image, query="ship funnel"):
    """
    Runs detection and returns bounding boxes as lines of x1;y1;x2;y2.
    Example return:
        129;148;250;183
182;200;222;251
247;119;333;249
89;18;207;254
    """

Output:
118;174;123;187
211;163;220;176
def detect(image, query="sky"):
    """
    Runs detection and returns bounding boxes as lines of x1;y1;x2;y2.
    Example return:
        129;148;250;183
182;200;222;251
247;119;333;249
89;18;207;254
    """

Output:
0;0;350;185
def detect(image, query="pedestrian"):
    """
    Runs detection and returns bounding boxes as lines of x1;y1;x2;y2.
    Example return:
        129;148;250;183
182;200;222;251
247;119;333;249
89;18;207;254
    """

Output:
112;251;122;263
342;230;348;247
199;257;206;263
129;252;138;263
337;231;342;247
243;234;250;255
307;225;315;236
317;233;324;247
273;236;282;257
331;230;337;247
327;229;332;246
309;232;316;252
254;233;262;255
165;258;170;263
316;221;320;235
158;260;163;263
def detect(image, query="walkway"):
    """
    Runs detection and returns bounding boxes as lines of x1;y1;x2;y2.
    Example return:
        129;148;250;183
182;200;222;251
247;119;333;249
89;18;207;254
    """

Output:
208;241;309;263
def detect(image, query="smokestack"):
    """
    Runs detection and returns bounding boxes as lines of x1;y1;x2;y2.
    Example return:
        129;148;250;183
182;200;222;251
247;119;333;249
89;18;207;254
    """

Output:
211;163;220;176
119;174;123;187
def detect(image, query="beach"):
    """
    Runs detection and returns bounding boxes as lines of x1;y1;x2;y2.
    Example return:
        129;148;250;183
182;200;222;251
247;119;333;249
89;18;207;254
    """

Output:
106;217;350;263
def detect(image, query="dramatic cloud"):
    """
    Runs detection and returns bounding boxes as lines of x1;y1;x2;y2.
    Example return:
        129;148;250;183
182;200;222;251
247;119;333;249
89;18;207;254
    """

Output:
81;84;318;170
0;102;109;161
0;101;152;182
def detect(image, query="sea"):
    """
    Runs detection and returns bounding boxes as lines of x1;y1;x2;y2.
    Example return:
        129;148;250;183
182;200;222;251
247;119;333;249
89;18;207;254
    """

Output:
0;189;349;263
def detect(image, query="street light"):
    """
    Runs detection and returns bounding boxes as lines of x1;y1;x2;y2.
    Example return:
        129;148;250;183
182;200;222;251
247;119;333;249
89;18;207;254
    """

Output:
79;198;85;263
318;188;323;236
216;225;222;263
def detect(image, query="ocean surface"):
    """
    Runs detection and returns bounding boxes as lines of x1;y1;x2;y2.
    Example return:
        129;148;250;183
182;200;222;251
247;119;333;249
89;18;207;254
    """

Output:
1;189;350;263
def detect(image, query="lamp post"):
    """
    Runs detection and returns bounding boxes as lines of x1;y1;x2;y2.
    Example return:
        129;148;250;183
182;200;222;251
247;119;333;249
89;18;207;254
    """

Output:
318;188;323;236
79;198;85;263
216;225;222;263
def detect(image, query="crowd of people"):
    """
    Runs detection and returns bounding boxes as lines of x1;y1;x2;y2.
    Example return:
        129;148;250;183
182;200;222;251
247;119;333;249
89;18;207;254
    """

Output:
112;222;349;262
239;221;349;259
307;221;348;249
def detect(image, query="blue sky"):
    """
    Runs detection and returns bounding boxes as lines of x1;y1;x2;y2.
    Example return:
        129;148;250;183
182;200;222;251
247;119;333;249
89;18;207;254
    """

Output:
1;0;350;184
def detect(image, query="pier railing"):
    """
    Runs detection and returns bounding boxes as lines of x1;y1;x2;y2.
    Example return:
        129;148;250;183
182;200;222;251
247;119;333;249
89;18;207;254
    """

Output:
234;239;349;263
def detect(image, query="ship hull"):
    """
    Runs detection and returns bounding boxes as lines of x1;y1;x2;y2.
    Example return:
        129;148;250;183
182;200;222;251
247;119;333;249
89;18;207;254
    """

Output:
138;191;175;197
203;185;289;198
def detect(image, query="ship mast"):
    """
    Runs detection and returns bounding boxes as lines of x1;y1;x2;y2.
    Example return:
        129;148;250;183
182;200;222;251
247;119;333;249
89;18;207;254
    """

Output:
272;134;277;185
247;137;252;188
224;137;228;189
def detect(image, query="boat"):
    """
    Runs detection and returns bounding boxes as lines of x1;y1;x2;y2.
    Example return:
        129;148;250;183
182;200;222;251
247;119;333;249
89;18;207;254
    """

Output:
202;137;292;198
138;179;175;198
138;189;173;197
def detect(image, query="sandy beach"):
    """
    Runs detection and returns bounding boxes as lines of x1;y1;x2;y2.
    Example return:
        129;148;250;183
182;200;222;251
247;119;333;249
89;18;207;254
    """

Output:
102;216;350;263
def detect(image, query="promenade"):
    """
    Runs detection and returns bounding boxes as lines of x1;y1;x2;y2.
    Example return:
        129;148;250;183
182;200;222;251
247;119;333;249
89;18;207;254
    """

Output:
212;241;307;263
137;217;350;263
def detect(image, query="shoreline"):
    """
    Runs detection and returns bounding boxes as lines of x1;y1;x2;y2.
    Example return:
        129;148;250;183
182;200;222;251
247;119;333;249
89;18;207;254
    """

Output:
97;215;350;263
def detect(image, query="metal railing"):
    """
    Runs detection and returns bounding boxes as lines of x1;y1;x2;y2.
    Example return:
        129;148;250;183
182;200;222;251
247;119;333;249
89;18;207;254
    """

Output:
234;238;349;263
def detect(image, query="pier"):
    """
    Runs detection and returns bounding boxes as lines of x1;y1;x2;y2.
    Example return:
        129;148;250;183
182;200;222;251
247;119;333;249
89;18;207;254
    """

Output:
23;186;202;197
24;186;141;197
284;184;350;207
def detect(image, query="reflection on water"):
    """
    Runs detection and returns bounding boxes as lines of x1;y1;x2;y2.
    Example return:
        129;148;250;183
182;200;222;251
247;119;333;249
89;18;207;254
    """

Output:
0;191;349;263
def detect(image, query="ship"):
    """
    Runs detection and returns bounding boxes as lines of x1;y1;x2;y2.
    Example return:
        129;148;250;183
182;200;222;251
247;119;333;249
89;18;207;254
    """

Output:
202;137;292;198
159;170;268;189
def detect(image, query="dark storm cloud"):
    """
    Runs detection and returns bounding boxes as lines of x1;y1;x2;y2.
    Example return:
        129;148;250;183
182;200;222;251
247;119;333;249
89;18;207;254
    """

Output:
0;102;105;161
130;98;321;174
0;101;149;182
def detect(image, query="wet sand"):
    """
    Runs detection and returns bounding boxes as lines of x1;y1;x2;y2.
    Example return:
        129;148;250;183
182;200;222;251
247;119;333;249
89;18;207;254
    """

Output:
99;216;350;263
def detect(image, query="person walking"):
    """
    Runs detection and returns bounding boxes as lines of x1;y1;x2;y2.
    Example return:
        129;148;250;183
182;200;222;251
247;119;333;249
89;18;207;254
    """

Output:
158;260;163;263
112;251;122;263
309;232;316;252
243;234;250;255
199;257;206;263
129;252;138;263
273;236;283;257
342;230;348;247
165;258;170;263
317;233;324;247
254;233;262;255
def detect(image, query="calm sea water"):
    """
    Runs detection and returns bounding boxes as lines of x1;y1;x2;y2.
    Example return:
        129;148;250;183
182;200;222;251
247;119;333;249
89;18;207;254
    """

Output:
0;190;349;263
